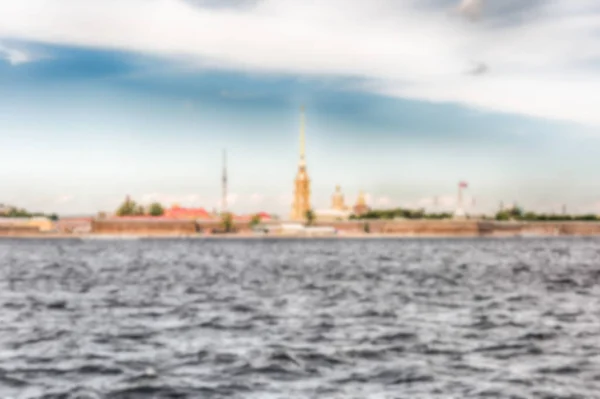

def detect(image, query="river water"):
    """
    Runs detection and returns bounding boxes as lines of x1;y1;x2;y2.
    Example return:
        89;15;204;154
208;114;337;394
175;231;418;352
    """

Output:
0;237;599;398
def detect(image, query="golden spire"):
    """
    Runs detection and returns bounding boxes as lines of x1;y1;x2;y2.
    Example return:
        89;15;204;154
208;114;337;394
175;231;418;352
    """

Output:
290;106;311;221
299;106;306;167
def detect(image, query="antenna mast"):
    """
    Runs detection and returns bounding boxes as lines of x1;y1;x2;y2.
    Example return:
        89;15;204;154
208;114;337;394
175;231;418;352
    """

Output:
299;106;306;167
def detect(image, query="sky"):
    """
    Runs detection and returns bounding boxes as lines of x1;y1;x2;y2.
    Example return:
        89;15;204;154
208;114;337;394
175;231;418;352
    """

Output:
1;0;600;216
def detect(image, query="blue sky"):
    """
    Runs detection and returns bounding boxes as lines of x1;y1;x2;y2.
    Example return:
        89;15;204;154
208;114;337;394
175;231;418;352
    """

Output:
1;0;600;216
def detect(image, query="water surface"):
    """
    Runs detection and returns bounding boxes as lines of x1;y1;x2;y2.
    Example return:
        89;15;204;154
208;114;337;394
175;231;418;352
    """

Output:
1;237;599;398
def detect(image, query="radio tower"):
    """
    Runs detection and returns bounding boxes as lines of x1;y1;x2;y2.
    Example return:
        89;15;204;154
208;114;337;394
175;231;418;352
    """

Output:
454;181;468;219
222;149;228;214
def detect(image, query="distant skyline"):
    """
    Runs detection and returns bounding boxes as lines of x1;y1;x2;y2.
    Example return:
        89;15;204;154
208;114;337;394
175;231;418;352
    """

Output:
2;0;600;216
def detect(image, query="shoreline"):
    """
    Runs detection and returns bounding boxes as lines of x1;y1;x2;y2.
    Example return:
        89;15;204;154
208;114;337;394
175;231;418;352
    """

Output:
0;232;595;239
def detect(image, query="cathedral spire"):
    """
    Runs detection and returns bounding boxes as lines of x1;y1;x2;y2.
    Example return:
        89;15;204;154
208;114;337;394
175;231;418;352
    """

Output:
290;106;311;221
299;106;306;167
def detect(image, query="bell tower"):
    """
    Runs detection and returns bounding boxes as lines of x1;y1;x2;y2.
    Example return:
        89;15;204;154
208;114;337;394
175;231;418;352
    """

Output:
290;106;311;221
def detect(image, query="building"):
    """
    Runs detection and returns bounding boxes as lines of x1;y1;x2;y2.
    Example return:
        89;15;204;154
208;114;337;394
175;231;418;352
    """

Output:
314;209;352;222
315;185;352;221
28;217;56;232
233;212;272;222
453;181;468;220
331;185;349;211
353;191;370;216
56;217;93;234
290;107;311;222
0;217;55;233
164;204;212;220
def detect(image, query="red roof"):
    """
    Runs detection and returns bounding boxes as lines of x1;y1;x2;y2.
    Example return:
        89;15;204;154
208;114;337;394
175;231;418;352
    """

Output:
109;208;270;222
164;206;211;219
111;216;173;220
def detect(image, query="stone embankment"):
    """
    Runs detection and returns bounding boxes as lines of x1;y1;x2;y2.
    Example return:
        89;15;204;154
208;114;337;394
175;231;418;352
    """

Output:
3;219;600;237
0;226;41;236
90;219;198;235
84;219;600;237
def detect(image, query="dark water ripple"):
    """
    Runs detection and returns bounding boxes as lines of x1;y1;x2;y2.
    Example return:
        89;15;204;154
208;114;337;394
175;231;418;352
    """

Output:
1;237;600;398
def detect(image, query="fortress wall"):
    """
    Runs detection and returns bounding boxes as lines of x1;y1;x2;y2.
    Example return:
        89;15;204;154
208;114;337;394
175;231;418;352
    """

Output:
0;226;40;236
318;220;376;232
196;221;223;231
381;220;480;235
198;220;254;232
480;221;600;236
322;220;600;236
92;220;198;235
555;222;600;235
478;221;524;236
88;219;600;237
318;220;480;235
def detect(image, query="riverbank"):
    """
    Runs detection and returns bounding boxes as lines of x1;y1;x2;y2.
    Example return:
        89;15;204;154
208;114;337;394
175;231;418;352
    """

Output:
3;220;600;239
0;231;597;240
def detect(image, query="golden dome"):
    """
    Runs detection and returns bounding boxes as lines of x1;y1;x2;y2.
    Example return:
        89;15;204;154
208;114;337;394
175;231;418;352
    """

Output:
355;191;367;206
331;185;347;211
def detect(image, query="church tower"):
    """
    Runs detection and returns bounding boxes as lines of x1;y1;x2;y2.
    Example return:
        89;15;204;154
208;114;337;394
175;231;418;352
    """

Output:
331;186;348;211
290;106;311;221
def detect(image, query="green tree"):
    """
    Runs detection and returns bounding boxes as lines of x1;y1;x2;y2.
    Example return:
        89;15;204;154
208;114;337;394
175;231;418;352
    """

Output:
134;205;145;216
523;212;537;221
148;202;165;216
221;212;234;233
496;205;523;221
7;208;30;218
48;213;59;221
510;205;524;219
305;209;315;226
495;211;510;221
250;214;261;228
116;197;138;216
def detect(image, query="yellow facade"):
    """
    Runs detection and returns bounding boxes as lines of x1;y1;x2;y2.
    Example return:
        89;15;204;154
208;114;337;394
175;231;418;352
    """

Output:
331;185;349;211
0;217;55;232
353;191;370;216
291;107;311;221
27;218;55;232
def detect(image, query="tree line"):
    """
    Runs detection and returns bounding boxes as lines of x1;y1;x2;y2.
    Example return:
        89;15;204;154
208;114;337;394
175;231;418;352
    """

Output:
115;197;266;233
0;206;59;221
494;206;598;222
350;208;453;220
116;198;165;217
345;206;599;222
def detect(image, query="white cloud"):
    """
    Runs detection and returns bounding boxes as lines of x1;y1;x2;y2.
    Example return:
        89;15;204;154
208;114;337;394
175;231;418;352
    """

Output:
457;0;482;21
55;194;74;204
589;202;600;214
0;0;599;125
0;43;32;65
376;196;393;206
226;193;238;206
249;193;264;203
